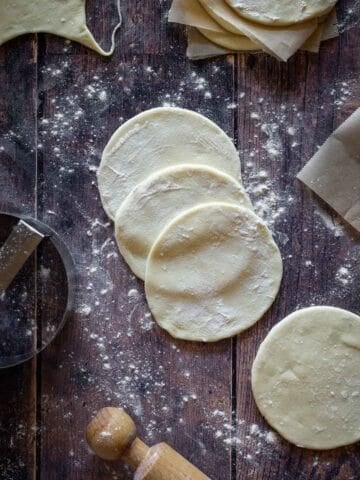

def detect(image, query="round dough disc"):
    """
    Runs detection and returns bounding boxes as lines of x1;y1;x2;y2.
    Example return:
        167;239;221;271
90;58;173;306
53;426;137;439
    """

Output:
97;107;241;220
198;0;262;35
115;165;252;280
145;202;283;342
225;0;336;26
198;27;260;51
252;306;360;449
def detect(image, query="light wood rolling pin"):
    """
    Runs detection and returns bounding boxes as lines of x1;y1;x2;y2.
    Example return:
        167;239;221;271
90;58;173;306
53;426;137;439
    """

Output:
86;407;210;480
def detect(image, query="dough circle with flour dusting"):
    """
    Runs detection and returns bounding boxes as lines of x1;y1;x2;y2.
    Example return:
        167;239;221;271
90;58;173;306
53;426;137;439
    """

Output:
225;0;337;26
114;164;252;280
97;107;242;220
252;306;360;449
145;202;283;342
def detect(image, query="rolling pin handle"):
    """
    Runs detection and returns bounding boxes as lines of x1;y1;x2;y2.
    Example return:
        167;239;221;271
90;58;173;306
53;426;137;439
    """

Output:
86;407;210;479
86;406;147;467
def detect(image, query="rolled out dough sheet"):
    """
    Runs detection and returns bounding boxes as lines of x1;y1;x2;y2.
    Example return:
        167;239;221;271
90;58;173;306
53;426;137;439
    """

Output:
198;27;260;52
225;0;337;27
145;202;283;342
0;0;121;55
187;27;234;59
98;107;242;220
115;164;252;280
252;306;360;449
297;108;360;232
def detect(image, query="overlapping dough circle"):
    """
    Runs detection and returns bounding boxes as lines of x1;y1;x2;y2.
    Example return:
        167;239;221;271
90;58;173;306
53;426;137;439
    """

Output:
115;164;252;280
252;306;360;449
97;107;242;220
225;0;337;26
198;27;259;52
145;202;283;342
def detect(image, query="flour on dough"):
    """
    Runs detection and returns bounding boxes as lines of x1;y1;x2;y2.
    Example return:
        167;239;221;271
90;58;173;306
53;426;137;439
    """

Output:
115;164;253;280
252;306;360;449
225;0;337;26
98;107;242;220
0;0;121;55
145;202;283;342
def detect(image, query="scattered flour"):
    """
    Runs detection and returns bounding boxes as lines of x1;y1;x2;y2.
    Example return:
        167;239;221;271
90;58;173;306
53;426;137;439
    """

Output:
336;266;353;286
1;23;358;480
314;209;345;237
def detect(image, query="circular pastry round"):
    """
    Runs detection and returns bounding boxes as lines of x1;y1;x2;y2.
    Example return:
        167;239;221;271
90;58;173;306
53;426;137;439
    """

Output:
97;107;241;220
115;165;252;280
198;27;259;51
145;202;283;342
198;0;262;35
252;306;360;449
225;0;337;26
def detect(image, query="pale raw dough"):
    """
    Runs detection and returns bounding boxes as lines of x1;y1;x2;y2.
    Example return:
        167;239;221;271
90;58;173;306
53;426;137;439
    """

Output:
198;27;260;51
252;306;360;449
145;202;283;342
115;164;253;280
197;0;320;56
98;108;242;220
0;0;121;55
225;0;337;26
198;0;315;35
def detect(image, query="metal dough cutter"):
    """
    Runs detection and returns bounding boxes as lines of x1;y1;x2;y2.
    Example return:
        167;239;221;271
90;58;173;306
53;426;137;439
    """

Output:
0;212;75;368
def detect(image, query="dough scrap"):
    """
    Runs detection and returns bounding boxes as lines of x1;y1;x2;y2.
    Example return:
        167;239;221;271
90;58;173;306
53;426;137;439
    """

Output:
98;107;242;220
115;164;253;280
0;0;121;55
145;202;283;342
252;306;360;449
225;0;337;26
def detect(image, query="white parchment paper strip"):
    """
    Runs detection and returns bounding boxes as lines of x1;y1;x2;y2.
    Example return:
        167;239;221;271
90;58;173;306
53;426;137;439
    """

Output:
297;108;360;232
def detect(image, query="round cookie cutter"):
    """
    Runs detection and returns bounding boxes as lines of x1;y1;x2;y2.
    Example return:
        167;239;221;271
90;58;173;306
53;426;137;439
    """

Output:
0;212;76;368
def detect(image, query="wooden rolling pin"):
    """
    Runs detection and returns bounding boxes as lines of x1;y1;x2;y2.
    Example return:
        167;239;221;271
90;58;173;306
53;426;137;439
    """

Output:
86;407;210;480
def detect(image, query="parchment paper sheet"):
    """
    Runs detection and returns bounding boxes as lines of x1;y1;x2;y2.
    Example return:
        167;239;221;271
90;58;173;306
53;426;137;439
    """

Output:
297;108;360;232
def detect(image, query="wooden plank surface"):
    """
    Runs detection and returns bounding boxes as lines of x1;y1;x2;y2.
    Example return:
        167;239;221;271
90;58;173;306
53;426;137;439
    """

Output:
0;35;38;480
0;1;359;479
235;21;360;479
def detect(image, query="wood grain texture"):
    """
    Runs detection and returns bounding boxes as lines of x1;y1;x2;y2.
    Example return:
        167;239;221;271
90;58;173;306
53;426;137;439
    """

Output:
235;1;360;477
36;2;234;479
0;1;359;479
0;35;38;480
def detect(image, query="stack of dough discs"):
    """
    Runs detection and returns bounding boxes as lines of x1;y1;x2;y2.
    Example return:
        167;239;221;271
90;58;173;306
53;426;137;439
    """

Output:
98;107;283;341
252;306;360;449
224;0;337;26
114;164;252;280
97;107;241;220
177;0;339;60
145;203;283;342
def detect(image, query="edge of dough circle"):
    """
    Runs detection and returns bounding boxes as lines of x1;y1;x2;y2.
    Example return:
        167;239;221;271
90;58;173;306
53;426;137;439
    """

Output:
224;0;337;26
145;202;283;342
97;107;242;221
114;164;252;280
252;306;360;449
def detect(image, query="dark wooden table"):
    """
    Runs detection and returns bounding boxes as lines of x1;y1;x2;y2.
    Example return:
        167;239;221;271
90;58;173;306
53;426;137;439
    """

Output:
0;1;359;479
